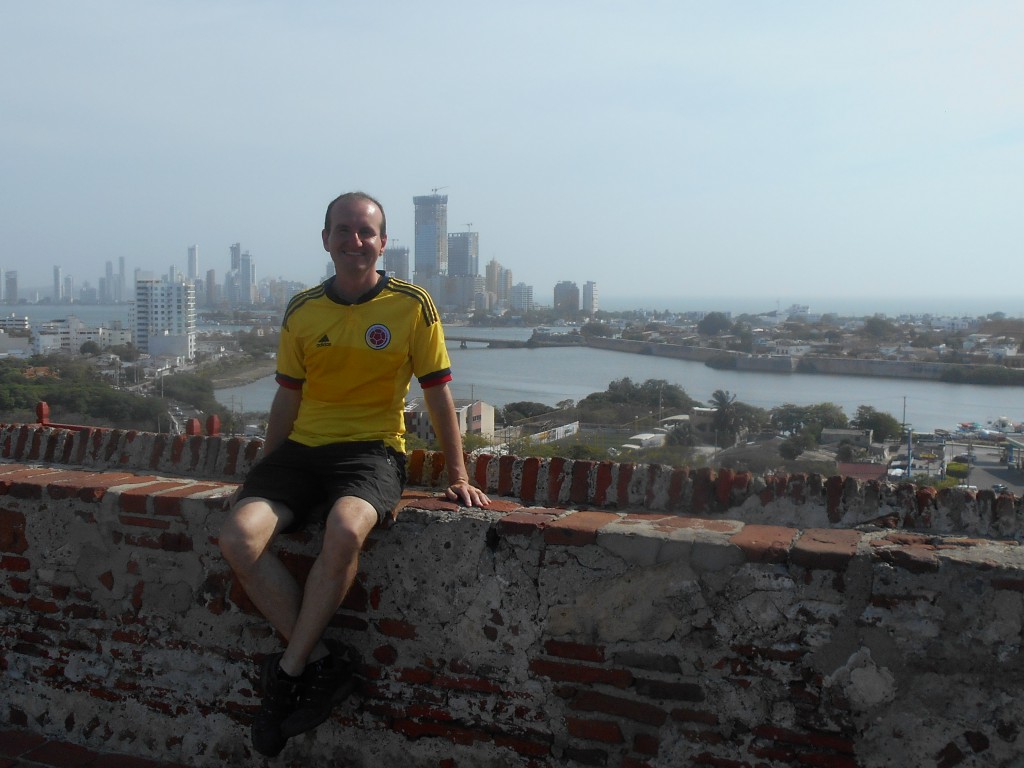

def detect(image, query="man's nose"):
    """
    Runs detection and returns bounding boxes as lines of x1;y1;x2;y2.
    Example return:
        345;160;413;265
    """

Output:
340;230;362;248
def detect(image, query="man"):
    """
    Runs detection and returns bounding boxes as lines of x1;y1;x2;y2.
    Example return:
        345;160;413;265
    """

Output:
219;192;489;756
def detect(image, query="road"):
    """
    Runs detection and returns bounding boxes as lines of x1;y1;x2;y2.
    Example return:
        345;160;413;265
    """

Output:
944;441;1023;495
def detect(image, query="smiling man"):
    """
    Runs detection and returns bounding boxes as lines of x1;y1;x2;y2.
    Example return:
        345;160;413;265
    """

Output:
218;191;489;756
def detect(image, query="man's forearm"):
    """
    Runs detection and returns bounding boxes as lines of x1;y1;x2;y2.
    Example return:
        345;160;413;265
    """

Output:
261;385;302;456
422;384;469;481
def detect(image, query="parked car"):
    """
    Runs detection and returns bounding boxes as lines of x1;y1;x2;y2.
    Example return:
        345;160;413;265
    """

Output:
992;483;1009;494
953;454;975;464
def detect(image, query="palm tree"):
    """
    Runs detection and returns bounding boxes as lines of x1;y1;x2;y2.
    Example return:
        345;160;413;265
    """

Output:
709;389;740;448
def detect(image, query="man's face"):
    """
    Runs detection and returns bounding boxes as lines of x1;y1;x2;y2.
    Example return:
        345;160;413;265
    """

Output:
321;198;388;279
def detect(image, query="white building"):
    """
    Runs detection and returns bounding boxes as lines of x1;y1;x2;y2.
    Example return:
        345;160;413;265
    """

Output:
583;281;599;316
132;277;197;360
404;399;495;443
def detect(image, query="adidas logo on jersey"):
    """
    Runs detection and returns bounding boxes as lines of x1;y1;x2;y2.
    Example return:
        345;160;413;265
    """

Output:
316;334;331;347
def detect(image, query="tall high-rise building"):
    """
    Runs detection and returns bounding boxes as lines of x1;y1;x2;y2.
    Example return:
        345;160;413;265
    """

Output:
485;259;512;308
118;257;126;302
229;243;241;271
187;245;199;280
4;271;18;305
383;246;410;282
53;266;63;303
240;251;256;304
413;194;448;281
447;231;479;277
205;269;217;307
132;276;197;359
583;281;599;316
553;281;580;316
510;282;534;313
104;261;115;303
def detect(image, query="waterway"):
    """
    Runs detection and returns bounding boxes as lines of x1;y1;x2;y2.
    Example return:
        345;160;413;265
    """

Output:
214;327;1024;433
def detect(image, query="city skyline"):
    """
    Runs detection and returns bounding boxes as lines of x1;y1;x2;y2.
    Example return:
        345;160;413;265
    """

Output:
3;3;1021;314
17;190;599;315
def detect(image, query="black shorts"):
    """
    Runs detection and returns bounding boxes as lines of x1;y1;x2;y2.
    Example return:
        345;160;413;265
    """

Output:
237;439;407;530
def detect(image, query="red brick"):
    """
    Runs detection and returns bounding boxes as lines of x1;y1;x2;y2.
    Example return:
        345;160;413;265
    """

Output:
567;717;623;743
790;529;861;571
731;524;798;564
547;457;568;503
496;509;558;538
21;739;103;766
377;618;417;639
1;556;30;573
616;463;634;507
529;658;631;688
570;690;667;726
0;509;27;554
433;674;501;694
496;455;516;497
119;515;171;530
0;728;46;757
543;510;618;547
26;596;59;614
520;457;541;503
633;731;660;755
569;461;593;505
592;461;614;506
395;666;433;685
544;639;605;663
872;544;940;573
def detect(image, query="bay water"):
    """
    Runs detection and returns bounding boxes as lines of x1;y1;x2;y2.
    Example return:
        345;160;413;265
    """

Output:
214;327;1023;433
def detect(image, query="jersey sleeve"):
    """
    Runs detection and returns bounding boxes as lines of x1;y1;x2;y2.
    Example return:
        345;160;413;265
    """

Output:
411;298;452;389
274;310;306;389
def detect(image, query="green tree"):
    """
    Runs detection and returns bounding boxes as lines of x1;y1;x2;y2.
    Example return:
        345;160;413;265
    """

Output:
79;340;101;355
697;312;732;336
862;315;900;340
850;405;902;442
709;389;740;447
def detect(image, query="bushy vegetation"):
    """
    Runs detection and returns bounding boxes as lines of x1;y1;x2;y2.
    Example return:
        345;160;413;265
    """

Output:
0;357;165;429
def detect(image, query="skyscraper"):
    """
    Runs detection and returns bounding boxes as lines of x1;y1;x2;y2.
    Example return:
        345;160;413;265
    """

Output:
132;276;197;359
413;194;448;281
553;281;580;316
187;245;199;280
53;266;63;303
4;271;18;305
510;282;534;312
583;281;599;316
447;231;479;277
383;246;410;282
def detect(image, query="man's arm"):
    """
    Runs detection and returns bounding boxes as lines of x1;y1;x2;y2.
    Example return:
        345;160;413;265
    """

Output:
422;383;490;507
261;385;302;456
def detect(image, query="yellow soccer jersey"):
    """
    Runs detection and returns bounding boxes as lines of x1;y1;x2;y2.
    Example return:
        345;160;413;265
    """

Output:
275;274;451;452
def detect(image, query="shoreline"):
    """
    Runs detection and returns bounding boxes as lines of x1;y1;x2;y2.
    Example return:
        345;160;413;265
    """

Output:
207;361;277;389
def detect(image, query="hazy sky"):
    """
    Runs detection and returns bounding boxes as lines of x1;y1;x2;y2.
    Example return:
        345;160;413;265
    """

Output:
3;1;1022;312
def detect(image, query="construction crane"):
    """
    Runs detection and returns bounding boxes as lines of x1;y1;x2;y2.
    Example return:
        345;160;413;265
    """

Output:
431;186;448;194
466;222;473;232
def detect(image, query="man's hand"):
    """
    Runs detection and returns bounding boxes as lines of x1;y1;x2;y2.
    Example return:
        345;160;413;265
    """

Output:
443;478;490;507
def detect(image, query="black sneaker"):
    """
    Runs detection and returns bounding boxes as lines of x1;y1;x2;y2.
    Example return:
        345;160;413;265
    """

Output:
280;641;359;738
251;652;300;757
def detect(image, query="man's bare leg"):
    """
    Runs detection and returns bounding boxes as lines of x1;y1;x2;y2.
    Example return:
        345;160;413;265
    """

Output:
279;496;377;675
219;497;309;644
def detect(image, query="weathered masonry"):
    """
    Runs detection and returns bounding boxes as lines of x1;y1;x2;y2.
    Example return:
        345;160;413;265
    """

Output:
2;422;1023;767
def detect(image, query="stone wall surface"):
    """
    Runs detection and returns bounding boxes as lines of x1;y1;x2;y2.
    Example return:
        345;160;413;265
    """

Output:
1;426;1024;767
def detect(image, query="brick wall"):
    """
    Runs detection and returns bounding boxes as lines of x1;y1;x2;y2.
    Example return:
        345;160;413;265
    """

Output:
2;425;1023;766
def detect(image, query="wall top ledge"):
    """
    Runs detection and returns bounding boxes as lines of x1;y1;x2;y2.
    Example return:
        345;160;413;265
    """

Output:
1;459;1022;577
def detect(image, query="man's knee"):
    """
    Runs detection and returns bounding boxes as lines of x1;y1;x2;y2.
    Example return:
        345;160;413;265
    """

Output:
322;499;377;559
219;497;286;569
